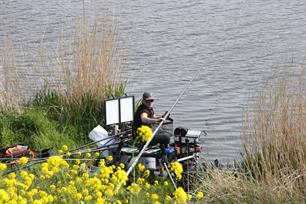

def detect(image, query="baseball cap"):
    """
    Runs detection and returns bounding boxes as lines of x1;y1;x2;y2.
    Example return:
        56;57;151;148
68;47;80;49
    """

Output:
142;92;154;100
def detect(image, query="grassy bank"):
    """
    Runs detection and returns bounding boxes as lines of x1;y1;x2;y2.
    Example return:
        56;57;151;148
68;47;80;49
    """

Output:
195;68;306;203
0;11;125;150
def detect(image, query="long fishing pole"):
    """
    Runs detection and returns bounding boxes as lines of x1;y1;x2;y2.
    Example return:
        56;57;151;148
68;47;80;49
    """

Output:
67;130;130;154
116;69;201;190
3;140;124;175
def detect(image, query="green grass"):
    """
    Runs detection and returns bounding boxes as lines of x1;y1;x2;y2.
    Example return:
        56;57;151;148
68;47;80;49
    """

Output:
0;109;76;150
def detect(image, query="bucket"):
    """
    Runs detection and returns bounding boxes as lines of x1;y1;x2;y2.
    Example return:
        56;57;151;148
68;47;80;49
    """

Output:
140;157;156;169
88;125;117;157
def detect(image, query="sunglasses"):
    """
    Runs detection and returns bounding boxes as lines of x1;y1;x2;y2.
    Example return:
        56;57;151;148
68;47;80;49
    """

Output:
145;99;154;103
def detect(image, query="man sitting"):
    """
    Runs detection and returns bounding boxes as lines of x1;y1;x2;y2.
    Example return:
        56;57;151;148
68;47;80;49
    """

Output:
133;92;169;147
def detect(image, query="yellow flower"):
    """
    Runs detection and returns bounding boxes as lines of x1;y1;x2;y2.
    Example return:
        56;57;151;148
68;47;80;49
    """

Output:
169;162;183;180
163;181;169;186
154;180;159;185
7;172;16;179
18;157;28;165
151;193;159;200
86;153;91;158
165;195;172;201
96;198;106;204
196;191;204;199
50;185;56;191
127;183;141;194
84;195;93;201
0;189;10;202
137;163;145;172
154;202;161;204
143;169;150;178
94;152;100;157
66;152;72;157
187;194;192;200
119;163;125;169
136;178;145;185
137;125;153;142
107;155;113;161
145;182;151;189
76;193;82;200
173;187;188;204
0;163;7;171
62;145;68;152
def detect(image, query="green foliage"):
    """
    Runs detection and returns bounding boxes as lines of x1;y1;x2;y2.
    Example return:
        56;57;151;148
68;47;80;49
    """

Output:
0;109;76;150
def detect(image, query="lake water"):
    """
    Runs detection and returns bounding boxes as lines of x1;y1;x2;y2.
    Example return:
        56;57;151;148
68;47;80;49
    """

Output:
1;0;305;163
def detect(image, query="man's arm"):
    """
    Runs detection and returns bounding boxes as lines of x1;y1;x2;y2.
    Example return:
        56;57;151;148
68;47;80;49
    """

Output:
140;112;164;124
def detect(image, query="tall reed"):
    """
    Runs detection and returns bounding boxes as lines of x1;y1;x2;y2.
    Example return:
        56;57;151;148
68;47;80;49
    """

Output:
0;39;20;111
195;67;305;203
241;67;305;198
60;9;123;105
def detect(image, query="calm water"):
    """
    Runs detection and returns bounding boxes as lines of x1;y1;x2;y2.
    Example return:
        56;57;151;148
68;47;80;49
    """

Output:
1;0;305;162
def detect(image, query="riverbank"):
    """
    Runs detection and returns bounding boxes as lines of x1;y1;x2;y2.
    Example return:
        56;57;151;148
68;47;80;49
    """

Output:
194;68;306;203
1;7;305;203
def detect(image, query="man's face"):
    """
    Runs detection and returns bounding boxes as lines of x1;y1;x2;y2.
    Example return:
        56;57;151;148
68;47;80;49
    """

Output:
143;99;154;108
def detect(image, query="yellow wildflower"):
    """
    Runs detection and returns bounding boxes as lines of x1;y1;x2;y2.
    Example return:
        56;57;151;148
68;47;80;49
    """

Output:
7;172;16;179
151;193;159;200
169;162;183;180
62;145;68;152
96;198;106;204
173;187;188;204
94;152;100;157
127;183;141;194
50;185;56;191
18;157;28;165
76;193;82;200
196;191;204;199
164;181;169;186
144;169;150;178
0;189;10;202
0;163;7;171
165;195;172;201
86;152;91;158
145;182;151;189
84;195;93;201
137;125;153;142
119;163;125;169
137;163;145;172
107;155;113;161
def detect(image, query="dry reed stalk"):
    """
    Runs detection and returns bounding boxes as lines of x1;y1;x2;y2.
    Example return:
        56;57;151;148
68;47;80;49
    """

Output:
0;39;21;111
60;10;122;105
242;68;306;195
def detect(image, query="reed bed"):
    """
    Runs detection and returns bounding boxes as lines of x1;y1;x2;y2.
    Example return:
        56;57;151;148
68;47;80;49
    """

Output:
0;9;125;147
195;67;306;203
242;68;305;195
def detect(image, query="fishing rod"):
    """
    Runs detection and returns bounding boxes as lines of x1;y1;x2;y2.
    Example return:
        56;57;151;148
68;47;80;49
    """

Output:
116;68;201;191
3;140;124;175
66;130;130;154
